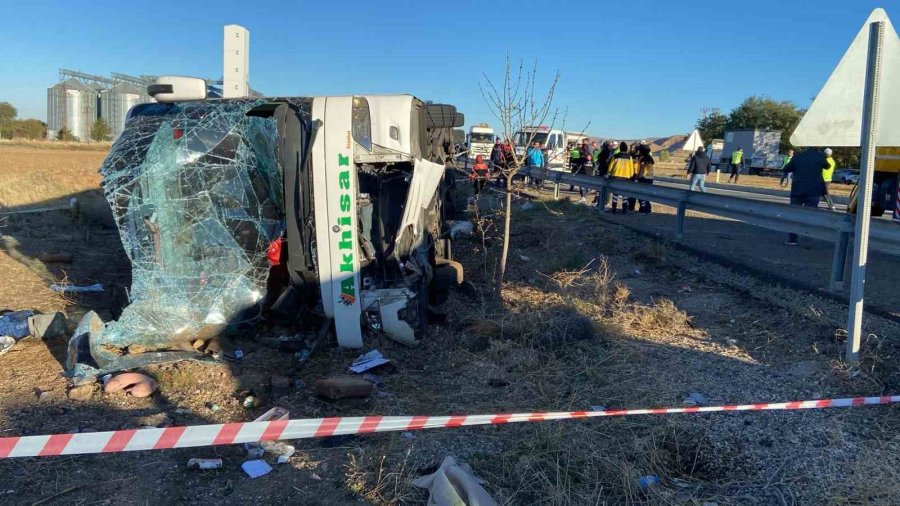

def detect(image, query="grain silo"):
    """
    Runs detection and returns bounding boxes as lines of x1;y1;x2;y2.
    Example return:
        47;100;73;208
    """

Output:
46;78;98;141
101;83;150;140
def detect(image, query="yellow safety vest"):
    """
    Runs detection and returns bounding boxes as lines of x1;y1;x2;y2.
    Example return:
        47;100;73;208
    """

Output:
731;151;743;164
823;156;836;182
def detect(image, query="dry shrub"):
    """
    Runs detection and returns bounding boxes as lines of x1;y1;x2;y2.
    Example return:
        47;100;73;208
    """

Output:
345;448;421;505
615;298;694;338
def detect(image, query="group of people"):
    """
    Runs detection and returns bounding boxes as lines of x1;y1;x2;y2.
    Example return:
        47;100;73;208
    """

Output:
563;139;656;213
470;137;658;214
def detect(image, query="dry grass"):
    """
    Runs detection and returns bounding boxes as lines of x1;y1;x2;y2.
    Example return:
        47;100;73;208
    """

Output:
0;144;107;208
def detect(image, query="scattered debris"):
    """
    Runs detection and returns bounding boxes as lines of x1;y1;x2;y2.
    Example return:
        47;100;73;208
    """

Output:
349;350;390;374
188;458;223;470
241;460;272;479
310;473;323;481
242;396;257;409
0;336;15;356
260;441;296;464
28;312;67;339
49;283;105;293
207;403;221;412
254;407;289;422
314;376;375;400
447;220;475;240
726;338;738;347
591;405;606;412
103;373;158;398
683;392;709;407
67;383;95;401
520;201;534;210
411;456;497;506
244;443;265;459
638;475;661;489
518;255;531;262
0;310;34;339
401;432;415;440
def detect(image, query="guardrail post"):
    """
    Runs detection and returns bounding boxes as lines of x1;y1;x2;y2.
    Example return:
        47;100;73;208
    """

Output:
597;182;608;210
553;182;560;199
675;200;687;240
829;231;850;291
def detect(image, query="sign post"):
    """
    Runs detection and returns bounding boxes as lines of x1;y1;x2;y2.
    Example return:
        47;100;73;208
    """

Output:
846;21;884;361
790;8;900;363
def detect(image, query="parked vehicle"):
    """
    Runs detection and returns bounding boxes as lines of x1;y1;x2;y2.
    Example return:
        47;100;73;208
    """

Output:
833;169;860;184
466;124;494;161
721;129;782;174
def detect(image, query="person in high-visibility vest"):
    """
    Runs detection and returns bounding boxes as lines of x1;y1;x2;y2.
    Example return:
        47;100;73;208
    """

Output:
779;149;795;187
605;141;636;214
727;147;744;183
567;143;581;193
822;148;836;210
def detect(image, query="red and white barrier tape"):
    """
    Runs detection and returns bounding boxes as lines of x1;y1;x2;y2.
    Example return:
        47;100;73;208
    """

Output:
1;395;897;459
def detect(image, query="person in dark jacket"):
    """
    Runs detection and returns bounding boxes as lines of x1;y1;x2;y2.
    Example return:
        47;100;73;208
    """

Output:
686;146;711;192
635;140;656;213
489;139;503;170
596;141;612;177
782;149;826;245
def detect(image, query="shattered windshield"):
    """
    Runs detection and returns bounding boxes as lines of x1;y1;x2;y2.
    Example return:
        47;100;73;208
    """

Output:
81;99;284;376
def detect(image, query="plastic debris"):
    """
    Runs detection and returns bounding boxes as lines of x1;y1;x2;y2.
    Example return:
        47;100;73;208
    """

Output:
207;403;221;412
50;283;104;293
520;201;535;210
0;311;34;339
411;456;497;506
639;475;661;489
259;441;296;464
0;336;15;356
103;372;158;398
242;396;256;409
349;350;390;374
518;255;531;262
28;312;67;339
241;459;272;479
244;443;265;459
188;458;223;470
315;376;375;400
591;405;606;412
684;392;709;407
401;432;415;440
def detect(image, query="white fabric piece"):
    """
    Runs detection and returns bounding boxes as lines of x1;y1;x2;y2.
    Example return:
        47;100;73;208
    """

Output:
411;456;497;506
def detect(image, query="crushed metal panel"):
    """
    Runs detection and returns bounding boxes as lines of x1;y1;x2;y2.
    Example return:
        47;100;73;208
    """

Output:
791;8;900;147
395;158;445;252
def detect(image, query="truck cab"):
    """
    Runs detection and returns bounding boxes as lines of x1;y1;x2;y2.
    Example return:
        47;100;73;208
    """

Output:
466;124;495;162
514;126;568;169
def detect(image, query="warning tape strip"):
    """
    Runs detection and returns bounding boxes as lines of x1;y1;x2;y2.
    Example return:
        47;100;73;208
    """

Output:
1;395;897;459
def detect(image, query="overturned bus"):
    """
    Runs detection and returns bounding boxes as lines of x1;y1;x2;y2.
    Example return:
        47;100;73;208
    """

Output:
68;77;466;377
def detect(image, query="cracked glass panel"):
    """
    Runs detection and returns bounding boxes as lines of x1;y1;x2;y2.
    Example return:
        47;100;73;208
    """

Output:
86;99;281;372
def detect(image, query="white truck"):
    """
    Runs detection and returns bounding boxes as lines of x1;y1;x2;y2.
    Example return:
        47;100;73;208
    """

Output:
77;76;468;375
466;124;494;161
514;125;570;169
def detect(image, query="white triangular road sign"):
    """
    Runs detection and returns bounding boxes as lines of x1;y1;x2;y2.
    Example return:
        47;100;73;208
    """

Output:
791;8;900;147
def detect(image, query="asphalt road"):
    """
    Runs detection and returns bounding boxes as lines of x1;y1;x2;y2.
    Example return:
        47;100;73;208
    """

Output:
653;176;854;213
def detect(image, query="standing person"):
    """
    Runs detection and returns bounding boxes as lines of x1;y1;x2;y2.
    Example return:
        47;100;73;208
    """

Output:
526;140;545;186
686;146;711;192
573;139;592;202
567;143;581;193
636;140;656;213
470;154;491;196
489;138;503;171
596;141;612;177
606;141;636;214
727;147;744;183
779;149;795;187
590;141;600;176
822;148;837;210
782;149;826;245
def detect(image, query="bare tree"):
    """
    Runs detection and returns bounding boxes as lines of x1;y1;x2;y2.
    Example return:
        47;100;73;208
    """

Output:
480;58;560;294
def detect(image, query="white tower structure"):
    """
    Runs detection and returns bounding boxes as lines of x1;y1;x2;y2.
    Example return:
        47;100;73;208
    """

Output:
223;25;249;98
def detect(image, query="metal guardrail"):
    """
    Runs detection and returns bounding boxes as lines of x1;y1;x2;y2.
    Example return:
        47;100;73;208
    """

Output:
518;167;900;291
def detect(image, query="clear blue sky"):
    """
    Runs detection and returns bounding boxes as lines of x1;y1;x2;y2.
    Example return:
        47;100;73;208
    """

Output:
0;0;896;139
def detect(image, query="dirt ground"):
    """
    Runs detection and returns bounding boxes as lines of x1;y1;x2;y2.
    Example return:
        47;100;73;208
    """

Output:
1;146;899;505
